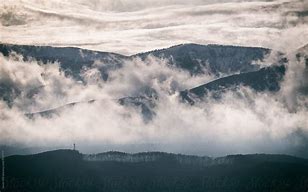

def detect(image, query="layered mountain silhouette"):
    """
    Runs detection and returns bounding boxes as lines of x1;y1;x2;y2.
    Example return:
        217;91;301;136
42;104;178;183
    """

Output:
0;43;270;78
0;44;127;80
135;43;269;75
1;150;308;192
1;44;307;191
0;43;286;119
180;65;286;104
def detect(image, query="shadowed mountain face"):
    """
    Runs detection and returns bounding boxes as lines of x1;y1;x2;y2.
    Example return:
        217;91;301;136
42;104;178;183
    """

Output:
180;65;286;104
0;81;20;106
0;44;128;108
0;44;128;80
1;150;308;192
135;44;269;76
0;43;271;80
0;43;282;115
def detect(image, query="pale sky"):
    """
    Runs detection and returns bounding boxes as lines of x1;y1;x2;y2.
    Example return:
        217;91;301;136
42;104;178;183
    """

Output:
1;0;307;55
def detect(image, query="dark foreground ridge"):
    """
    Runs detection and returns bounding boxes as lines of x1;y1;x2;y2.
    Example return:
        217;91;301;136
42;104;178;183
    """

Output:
1;150;308;192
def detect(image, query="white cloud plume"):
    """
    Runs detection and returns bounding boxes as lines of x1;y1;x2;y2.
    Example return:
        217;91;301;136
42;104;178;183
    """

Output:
0;0;307;156
0;49;307;157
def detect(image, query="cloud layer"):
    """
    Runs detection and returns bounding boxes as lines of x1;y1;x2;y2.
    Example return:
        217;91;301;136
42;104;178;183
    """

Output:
0;49;307;157
1;0;307;55
0;0;308;156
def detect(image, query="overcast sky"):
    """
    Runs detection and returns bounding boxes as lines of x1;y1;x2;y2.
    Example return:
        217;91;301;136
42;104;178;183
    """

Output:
1;0;307;55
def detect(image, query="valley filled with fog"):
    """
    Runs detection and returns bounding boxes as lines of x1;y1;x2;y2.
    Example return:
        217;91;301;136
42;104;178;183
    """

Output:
0;0;308;158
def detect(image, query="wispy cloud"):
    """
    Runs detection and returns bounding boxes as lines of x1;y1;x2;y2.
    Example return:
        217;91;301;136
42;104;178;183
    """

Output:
1;0;307;54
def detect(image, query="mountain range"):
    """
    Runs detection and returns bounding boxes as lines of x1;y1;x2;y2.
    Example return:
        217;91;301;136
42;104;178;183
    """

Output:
1;43;308;191
0;43;288;120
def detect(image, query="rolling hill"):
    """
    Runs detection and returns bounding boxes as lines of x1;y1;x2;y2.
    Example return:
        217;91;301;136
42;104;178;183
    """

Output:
1;150;308;192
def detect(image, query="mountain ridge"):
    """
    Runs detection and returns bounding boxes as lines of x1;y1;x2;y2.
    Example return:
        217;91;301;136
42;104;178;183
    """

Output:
0;43;287;120
2;149;308;192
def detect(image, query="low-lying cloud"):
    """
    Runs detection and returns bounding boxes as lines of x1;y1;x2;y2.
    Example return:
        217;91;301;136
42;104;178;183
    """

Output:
0;0;307;157
0;48;307;157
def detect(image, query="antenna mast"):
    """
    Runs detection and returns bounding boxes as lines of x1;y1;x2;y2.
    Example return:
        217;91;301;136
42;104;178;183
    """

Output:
1;150;4;191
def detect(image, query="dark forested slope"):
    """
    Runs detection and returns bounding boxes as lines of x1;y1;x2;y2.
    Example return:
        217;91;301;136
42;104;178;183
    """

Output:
1;150;308;192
